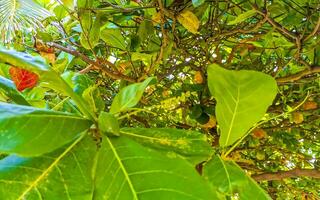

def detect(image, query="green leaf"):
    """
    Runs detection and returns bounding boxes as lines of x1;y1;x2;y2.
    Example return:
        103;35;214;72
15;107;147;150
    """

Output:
0;135;95;200
0;135;221;199
131;52;155;66
121;128;213;164
0;102;92;156
53;4;68;21
228;10;257;25
138;19;154;42
101;29;127;50
82;85;105;113
203;156;271;199
0;48;95;120
80;13;101;49
0;76;29;105
110;77;156;114
98;112;120;136
94;136;221;199
207;64;277;147
72;73;94;95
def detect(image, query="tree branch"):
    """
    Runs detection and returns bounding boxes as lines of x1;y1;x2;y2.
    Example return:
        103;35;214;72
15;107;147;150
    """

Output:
276;66;320;83
304;17;320;41
253;168;320;181
48;42;136;83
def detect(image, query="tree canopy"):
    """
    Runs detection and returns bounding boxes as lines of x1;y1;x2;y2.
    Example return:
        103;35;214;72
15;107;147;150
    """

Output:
0;0;319;199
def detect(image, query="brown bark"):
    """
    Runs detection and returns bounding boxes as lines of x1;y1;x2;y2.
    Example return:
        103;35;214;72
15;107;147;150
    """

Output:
252;168;320;181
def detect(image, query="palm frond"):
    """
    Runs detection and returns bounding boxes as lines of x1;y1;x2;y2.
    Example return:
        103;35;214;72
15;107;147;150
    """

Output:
0;0;51;42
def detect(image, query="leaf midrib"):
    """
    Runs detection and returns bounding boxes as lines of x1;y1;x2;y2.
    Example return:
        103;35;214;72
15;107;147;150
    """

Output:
224;82;240;146
105;137;139;200
17;135;85;200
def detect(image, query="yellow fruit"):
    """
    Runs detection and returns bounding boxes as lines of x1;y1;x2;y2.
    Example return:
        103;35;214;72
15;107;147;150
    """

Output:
292;112;304;124
194;71;204;84
201;116;216;128
162;90;169;97
252;128;266;139
303;101;318;110
40;51;56;63
152;12;162;25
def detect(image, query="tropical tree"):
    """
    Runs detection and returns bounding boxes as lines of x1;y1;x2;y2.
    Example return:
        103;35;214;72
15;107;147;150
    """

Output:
0;0;319;199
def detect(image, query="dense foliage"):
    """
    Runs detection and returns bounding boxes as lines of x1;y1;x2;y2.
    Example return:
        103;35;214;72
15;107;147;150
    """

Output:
0;0;319;199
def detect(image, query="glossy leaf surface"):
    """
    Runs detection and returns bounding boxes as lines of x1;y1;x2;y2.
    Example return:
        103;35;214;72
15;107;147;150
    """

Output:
110;77;156;114
0;102;92;156
121;128;213;164
94;136;220;199
203;156;271;199
0;135;221;200
207;64;277;147
0;76;29;105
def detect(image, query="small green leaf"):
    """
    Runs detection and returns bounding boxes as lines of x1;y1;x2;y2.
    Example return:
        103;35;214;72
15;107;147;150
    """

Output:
131;52;155;65
0;102;92;156
121;128;213;164
207;64;277;147
110;77;156;114
138;19;154;42
82;85;105;113
0;76;29;105
53;5;68;21
98;112;120;136
228;10;257;25
101;29;127;50
203;156;272;199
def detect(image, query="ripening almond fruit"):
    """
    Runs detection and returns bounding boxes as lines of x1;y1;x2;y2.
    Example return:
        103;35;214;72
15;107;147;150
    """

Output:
252;128;267;139
247;44;256;51
292;112;304;124
40;51;56;63
303;101;318;110
152;12;161;25
162;90;169;97
201;115;217;128
194;71;204;84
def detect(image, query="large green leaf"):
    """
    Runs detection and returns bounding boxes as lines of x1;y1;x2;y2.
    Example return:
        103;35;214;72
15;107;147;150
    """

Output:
0;76;29;105
0;48;95;119
0;102;92;156
207;64;277;147
101;29;127;50
110;77;156;114
203;156;271;199
94;136;220;199
0;135;95;200
121;128;213;164
0;135;222;199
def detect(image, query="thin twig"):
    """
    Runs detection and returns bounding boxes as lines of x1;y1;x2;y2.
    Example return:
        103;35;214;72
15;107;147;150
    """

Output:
48;42;136;82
